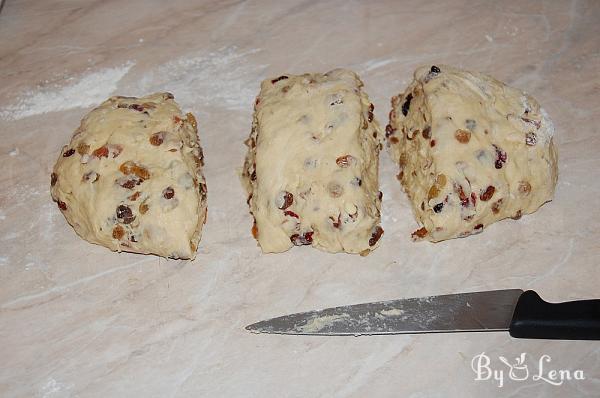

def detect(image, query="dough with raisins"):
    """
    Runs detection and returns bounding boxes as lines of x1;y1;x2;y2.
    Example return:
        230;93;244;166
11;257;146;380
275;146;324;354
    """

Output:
387;65;558;241
242;69;384;254
51;93;207;259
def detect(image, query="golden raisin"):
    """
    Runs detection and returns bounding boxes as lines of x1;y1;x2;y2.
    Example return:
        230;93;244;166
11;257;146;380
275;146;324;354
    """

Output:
336;155;354;168
186;113;197;130
139;203;149;215
518;181;531;195
454;129;471;143
119;161;150;181
149;132;165;146
112;225;125;240
77;143;90;155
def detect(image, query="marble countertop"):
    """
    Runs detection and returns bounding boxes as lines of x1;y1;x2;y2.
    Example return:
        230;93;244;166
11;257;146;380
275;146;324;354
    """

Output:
1;1;599;397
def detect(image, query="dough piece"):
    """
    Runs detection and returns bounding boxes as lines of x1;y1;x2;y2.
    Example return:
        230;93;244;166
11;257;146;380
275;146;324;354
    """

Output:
51;93;207;259
242;69;384;254
386;65;558;242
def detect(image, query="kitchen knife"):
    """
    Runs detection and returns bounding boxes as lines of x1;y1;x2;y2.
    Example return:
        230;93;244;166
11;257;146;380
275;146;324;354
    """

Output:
246;289;600;340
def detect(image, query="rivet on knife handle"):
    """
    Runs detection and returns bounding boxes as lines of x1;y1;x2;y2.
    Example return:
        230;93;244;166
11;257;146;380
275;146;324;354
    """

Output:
509;290;600;340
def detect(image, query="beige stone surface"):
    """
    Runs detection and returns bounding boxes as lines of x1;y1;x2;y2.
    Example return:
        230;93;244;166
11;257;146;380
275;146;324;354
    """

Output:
0;1;598;397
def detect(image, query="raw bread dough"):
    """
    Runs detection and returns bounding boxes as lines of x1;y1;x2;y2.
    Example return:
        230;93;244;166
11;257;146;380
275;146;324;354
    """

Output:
51;93;207;259
242;69;384;254
386;65;558;241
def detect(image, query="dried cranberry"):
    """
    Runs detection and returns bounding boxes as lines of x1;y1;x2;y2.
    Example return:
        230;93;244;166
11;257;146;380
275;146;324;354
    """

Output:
369;226;384;246
330;214;341;228
474;224;484;231
284;210;299;219
291;231;313;246
411;227;428;239
163;187;175;199
251;222;259;239
50;173;58;187
401;93;413;116
271;75;289;84
433;203;444;213
116;205;135;224
278;191;293;210
493;145;507;169
430;139;436;147
454;184;469;207
92;146;109;158
57;200;67;211
63;148;75;157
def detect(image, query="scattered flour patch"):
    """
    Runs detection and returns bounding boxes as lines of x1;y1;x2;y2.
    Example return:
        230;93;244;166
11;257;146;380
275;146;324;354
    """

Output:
297;313;350;333
39;377;73;398
355;57;398;73
0;62;135;120
136;46;268;110
9;148;19;156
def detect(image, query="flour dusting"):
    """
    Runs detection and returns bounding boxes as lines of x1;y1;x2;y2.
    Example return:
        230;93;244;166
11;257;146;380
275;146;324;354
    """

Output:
0;62;135;121
135;46;268;110
298;313;350;333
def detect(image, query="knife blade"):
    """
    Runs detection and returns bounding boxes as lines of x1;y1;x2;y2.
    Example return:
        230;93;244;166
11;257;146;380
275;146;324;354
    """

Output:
246;289;600;340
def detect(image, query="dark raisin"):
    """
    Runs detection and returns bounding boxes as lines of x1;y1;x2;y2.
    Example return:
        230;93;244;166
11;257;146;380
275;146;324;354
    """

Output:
128;104;145;112
164;92;174;100
250;170;257;181
512;210;523;220
63;148;75;157
378;191;383;201
430;139;436;147
369;226;384;246
433;203;444;213
422;126;431;139
271;75;288;84
474;224;484;230
57;200;67;211
401;93;413;116
430;65;441;74
330;214;342;228
385;124;395;138
50;173;58;187
480;186;495;201
116;205;135;224
163;187;175;199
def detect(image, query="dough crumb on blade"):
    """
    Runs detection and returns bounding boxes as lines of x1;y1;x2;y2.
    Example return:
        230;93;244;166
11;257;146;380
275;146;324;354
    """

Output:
386;65;558;242
51;93;208;259
242;69;384;254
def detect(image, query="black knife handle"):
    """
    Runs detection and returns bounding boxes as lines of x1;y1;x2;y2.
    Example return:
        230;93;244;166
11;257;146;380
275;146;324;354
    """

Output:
509;290;600;340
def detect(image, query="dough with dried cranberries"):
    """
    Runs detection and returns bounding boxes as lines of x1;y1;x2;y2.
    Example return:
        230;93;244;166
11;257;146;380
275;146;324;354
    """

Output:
387;65;558;241
51;93;207;259
242;69;384;254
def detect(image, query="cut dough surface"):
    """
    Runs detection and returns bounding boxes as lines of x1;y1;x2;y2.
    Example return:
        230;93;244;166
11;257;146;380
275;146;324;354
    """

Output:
51;93;207;259
242;69;384;254
387;65;558;242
